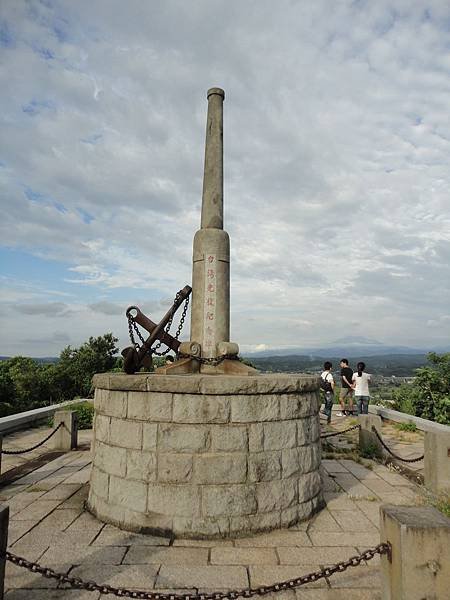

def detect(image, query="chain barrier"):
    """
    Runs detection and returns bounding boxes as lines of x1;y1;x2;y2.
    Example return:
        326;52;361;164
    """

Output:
320;424;361;439
4;543;390;598
1;422;64;455
127;292;190;357
177;352;239;366
371;427;424;463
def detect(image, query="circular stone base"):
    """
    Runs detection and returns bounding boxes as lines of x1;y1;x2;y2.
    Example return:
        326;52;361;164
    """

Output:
87;373;323;538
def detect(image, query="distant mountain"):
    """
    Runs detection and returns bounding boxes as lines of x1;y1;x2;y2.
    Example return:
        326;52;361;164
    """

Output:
247;341;447;358
245;353;430;377
0;356;58;364
332;336;382;345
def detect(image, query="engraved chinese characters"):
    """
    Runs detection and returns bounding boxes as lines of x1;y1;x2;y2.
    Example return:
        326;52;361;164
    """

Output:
204;254;217;357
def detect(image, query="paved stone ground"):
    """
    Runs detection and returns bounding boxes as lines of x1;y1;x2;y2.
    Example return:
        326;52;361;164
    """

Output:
320;407;424;478
0;427;428;599
1;426;92;477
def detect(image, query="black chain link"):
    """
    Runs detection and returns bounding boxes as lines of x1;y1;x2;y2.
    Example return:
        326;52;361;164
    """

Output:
5;543;390;598
153;292;190;356
128;315;146;350
1;422;64;455
371;427;424;463
177;353;239;366
320;424;361;439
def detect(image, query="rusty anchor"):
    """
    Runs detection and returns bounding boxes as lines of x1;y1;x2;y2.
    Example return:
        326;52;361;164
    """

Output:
121;285;192;374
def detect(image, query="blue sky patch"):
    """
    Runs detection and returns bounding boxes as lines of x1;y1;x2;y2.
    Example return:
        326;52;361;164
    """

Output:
22;99;56;116
0;21;14;47
81;133;103;145
36;47;55;59
77;208;94;224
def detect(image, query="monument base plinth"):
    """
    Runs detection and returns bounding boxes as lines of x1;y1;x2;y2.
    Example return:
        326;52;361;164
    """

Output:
156;357;257;375
88;373;323;538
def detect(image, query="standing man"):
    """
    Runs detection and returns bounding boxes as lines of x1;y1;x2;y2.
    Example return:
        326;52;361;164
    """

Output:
320;361;335;424
338;358;354;416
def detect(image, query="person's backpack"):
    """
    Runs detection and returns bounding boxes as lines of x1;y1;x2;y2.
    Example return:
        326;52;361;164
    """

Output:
320;373;332;393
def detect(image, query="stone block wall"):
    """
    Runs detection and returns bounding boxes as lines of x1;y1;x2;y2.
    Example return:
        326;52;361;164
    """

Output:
87;373;322;538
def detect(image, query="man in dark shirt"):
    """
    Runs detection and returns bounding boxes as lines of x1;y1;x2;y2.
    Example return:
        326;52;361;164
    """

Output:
338;358;354;416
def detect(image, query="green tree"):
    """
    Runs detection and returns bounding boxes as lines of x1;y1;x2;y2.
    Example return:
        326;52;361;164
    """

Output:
2;356;52;413
54;333;119;398
393;352;450;425
0;361;15;416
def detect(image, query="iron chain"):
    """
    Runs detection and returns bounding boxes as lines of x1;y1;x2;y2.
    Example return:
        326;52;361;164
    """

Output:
153;292;190;356
320;424;361;439
1;422;64;455
371;426;424;463
127;292;190;357
5;542;391;599
177;353;239;366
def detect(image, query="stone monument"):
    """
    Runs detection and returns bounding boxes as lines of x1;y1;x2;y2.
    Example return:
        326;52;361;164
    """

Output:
88;88;323;538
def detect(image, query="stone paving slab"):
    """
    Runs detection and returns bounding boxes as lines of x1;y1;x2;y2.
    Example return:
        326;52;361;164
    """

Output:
0;428;427;597
157;566;249;588
5;591;101;600
277;546;358;565
0;428;92;480
249;565;325;588
295;591;381;599
68;563;158;590
211;547;278;565
124;546;209;565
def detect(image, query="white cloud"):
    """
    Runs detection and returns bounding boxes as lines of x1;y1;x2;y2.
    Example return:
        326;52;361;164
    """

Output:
1;0;450;355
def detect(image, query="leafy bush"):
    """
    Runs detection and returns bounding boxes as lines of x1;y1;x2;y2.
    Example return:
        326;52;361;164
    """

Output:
49;402;94;430
394;422;417;433
359;442;380;459
392;385;419;416
392;352;450;425
71;402;95;429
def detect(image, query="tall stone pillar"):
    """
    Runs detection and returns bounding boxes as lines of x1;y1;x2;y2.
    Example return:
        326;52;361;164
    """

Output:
160;87;255;375
191;88;231;360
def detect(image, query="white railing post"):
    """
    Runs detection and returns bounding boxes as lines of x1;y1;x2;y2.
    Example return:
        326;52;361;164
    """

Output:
0;504;9;600
424;430;450;494
51;410;78;451
380;505;450;599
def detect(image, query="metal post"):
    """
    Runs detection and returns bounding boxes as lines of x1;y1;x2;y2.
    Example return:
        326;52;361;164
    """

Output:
0;504;9;599
380;504;450;599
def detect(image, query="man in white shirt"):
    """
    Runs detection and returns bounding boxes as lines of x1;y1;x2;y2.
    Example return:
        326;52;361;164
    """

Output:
320;361;335;424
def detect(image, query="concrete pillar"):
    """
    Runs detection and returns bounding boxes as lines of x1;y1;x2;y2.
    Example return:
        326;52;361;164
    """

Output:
424;430;450;494
0;436;2;475
0;504;9;600
51;410;78;451
191;228;230;357
380;505;450;600
358;414;383;458
200;88;224;230
191;87;231;359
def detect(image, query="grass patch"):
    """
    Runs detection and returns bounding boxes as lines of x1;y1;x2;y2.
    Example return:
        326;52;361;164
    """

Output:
360;443;380;459
435;496;450;519
394;422;418;433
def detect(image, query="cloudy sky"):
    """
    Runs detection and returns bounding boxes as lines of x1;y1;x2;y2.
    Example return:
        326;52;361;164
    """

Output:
1;0;450;357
